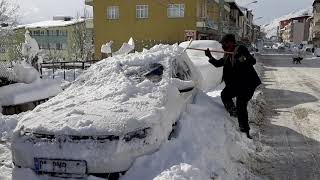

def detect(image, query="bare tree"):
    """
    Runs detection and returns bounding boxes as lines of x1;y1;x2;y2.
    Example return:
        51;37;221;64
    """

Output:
0;0;21;62
71;10;94;61
0;0;18;25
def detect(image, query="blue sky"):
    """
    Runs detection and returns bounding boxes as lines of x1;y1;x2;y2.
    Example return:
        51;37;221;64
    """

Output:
16;0;314;25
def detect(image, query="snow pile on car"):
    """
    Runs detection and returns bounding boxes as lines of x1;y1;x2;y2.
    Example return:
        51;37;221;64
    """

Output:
15;44;192;136
180;40;224;92
121;90;258;180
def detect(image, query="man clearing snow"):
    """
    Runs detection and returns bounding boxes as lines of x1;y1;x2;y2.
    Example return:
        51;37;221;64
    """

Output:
205;34;261;139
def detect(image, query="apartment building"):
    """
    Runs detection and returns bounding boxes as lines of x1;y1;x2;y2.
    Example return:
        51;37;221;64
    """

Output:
225;1;244;40
26;16;94;61
87;0;233;59
278;15;311;44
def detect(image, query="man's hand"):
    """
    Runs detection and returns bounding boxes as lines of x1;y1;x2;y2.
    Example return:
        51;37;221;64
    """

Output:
205;48;213;59
237;45;250;57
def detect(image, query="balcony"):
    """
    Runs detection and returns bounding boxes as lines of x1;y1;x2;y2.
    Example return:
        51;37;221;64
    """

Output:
85;0;93;6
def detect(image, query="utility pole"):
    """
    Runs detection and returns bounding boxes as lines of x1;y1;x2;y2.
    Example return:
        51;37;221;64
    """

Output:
218;0;225;39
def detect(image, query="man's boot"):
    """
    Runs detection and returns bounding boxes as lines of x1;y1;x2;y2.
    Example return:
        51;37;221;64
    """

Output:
240;128;252;139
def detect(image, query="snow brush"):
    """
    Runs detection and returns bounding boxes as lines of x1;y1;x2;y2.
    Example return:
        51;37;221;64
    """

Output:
187;47;234;55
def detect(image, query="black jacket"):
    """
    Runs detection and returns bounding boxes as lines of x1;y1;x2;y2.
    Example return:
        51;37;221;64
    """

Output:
209;45;261;90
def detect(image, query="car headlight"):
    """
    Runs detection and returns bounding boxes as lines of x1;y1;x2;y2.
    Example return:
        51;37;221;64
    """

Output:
123;127;151;142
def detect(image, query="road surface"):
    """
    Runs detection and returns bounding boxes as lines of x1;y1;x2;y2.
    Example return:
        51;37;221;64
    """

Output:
254;54;320;180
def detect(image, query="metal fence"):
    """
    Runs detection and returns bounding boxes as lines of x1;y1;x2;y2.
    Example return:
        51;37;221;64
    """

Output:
40;60;99;80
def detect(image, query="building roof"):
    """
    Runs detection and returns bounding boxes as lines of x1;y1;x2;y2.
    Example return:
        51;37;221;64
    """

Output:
225;0;244;16
24;19;85;29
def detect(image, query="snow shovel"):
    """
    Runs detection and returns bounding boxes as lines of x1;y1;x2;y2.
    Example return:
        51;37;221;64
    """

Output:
187;47;234;55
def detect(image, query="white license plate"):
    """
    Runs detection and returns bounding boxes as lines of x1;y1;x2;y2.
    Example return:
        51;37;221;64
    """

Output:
34;158;87;175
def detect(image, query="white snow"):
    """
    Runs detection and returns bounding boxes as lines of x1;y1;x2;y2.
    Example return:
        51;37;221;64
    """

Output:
24;19;85;29
113;37;135;56
1;42;260;180
21;31;40;60
0;114;21;141
0;113;24;180
180;40;224;92
16;44;188;135
121;90;258;180
0;79;62;106
153;163;209;180
13;63;40;84
262;7;312;38
101;41;113;54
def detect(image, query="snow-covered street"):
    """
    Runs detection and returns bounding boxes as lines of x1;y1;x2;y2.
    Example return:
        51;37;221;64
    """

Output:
252;54;320;179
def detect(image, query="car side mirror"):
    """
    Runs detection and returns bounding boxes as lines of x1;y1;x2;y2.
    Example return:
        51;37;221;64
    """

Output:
171;78;195;93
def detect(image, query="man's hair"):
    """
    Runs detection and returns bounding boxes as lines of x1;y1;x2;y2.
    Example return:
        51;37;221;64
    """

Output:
220;34;236;44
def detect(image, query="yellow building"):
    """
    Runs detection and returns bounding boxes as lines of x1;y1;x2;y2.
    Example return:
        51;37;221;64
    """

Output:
87;0;230;59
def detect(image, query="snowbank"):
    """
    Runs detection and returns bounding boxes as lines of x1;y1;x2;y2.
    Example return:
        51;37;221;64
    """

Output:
154;164;209;180
121;91;258;180
0;114;21;141
180;40;224;92
13;63;40;84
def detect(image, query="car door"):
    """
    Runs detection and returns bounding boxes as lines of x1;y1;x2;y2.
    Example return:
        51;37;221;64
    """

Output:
172;59;196;101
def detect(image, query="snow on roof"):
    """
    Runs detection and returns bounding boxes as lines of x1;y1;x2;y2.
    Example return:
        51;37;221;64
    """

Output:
262;7;313;38
0;79;62;106
24;19;85;29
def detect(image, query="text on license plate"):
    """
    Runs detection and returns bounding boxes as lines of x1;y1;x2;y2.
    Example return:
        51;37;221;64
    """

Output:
34;158;87;175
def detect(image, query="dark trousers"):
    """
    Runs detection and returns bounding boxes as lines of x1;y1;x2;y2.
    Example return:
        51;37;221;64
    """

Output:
221;86;255;132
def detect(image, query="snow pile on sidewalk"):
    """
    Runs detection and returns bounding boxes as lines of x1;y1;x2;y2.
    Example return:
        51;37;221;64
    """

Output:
0;114;21;141
0;113;24;180
121;91;258;180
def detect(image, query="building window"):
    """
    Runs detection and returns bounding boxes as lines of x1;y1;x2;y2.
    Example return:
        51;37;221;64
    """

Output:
168;4;185;18
0;45;5;53
136;5;149;19
62;43;67;50
56;30;60;36
107;6;120;19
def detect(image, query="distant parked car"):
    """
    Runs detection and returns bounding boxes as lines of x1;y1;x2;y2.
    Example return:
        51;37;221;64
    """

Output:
314;48;320;57
12;45;200;179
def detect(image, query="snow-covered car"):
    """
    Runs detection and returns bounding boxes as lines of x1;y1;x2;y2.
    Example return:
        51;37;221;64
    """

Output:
11;44;200;179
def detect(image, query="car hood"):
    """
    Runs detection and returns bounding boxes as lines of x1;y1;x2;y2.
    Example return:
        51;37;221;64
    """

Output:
16;44;184;136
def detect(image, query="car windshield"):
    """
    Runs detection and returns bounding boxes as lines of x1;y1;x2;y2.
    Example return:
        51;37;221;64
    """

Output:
123;63;164;83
